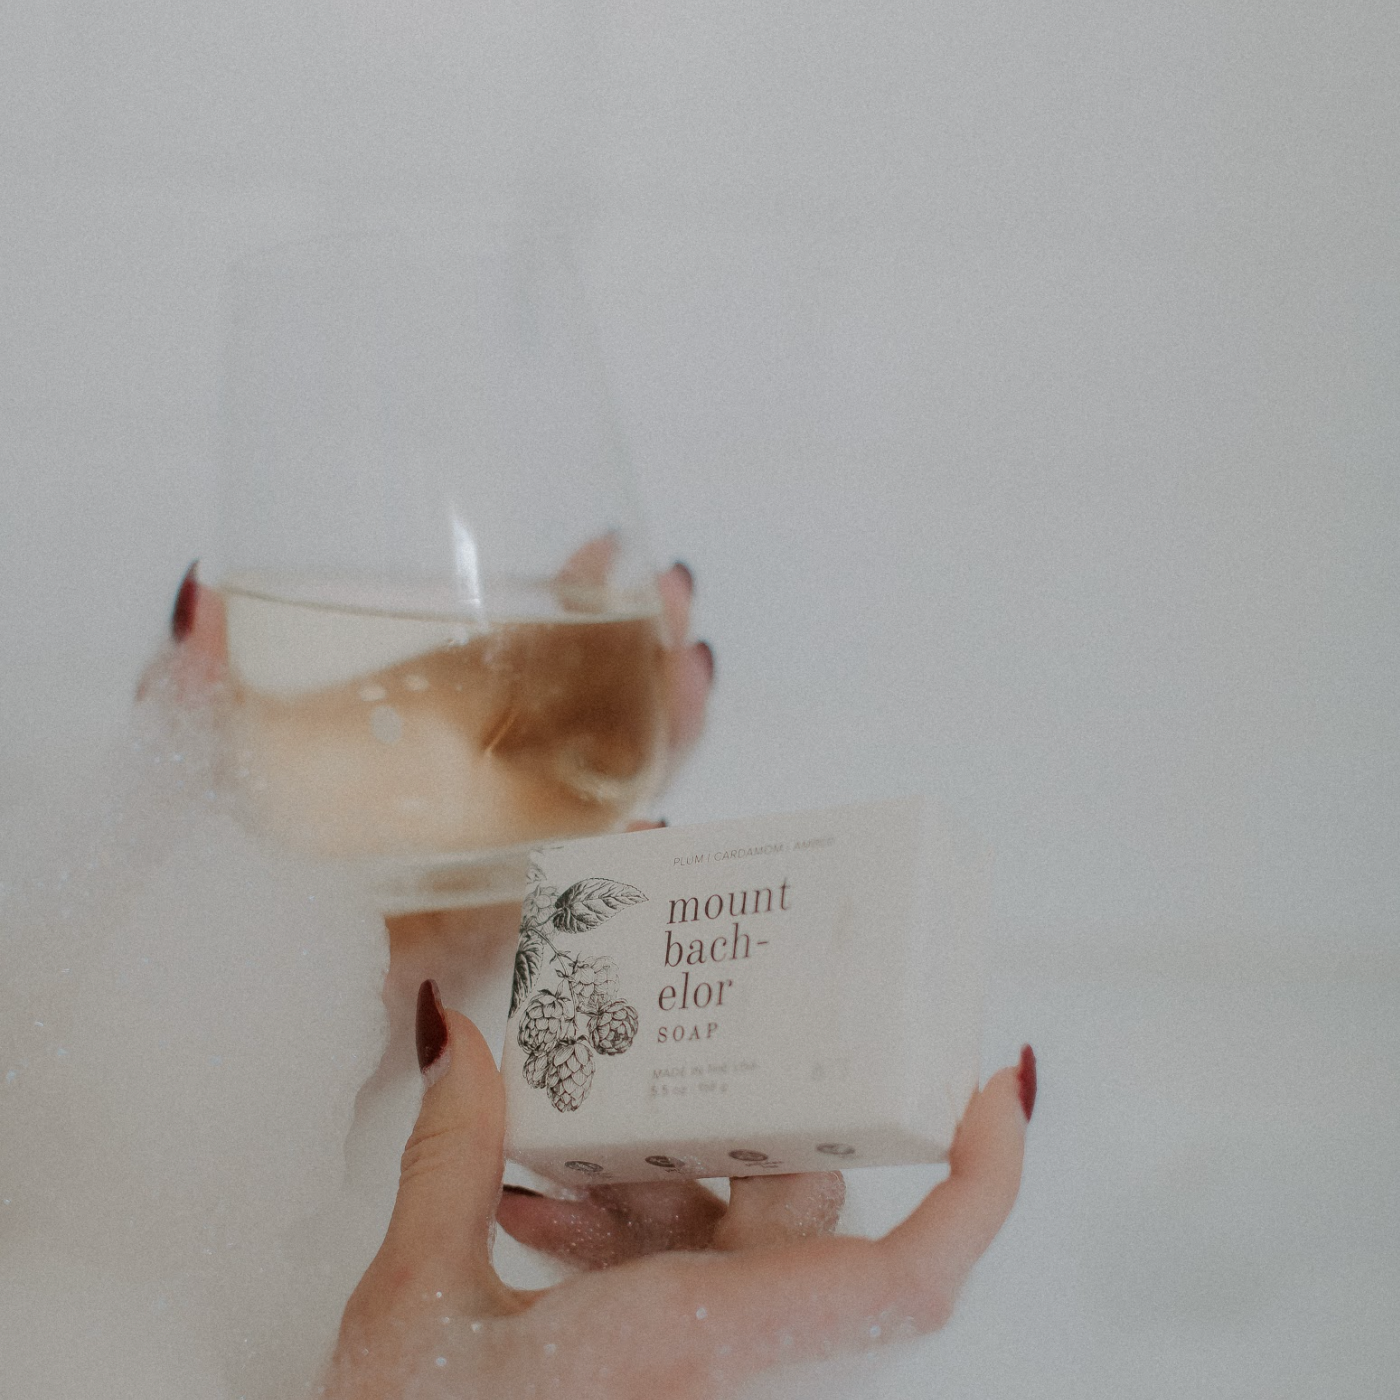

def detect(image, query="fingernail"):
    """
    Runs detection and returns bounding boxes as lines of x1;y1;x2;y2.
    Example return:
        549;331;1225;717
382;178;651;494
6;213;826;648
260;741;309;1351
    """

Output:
501;1184;544;1198
416;979;449;1081
657;817;669;827
671;560;694;596
1017;1044;1037;1122
171;561;199;641
696;640;715;682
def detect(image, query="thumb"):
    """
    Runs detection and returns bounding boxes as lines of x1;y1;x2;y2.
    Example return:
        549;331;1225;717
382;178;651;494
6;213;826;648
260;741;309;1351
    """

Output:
368;981;513;1312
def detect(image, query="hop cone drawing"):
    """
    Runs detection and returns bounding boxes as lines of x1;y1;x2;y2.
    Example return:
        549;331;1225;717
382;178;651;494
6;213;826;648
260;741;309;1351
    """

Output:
568;956;620;1015
518;989;573;1055
545;1039;595;1112
589;1000;639;1056
523;1049;550;1090
520;869;558;935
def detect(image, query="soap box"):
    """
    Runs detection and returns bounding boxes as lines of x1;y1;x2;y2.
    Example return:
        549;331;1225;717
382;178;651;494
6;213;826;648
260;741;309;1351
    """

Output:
501;798;986;1185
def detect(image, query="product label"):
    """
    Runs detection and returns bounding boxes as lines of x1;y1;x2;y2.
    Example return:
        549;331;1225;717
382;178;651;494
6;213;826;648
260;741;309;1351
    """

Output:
501;798;985;1185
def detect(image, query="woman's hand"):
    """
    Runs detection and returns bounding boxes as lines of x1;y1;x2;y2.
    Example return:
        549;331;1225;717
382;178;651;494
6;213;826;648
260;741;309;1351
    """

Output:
323;982;1034;1400
142;556;715;1014
144;557;714;770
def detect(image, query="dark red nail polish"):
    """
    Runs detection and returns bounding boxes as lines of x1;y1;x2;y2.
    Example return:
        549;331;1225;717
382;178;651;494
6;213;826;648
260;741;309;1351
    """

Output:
657;817;669;827
171;561;198;641
416;979;448;1074
672;560;695;595
501;1184;544;1198
1017;1044;1037;1122
696;640;715;682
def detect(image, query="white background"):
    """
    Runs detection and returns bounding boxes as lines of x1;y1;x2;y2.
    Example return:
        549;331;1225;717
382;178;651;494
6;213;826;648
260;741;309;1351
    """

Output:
2;3;1397;1395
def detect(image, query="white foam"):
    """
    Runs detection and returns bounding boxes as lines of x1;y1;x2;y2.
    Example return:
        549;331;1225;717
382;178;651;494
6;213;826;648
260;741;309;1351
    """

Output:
0;656;392;1397
0;648;982;1399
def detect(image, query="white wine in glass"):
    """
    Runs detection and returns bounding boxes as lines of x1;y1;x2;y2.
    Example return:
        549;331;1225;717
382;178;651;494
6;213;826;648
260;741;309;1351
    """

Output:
215;227;668;913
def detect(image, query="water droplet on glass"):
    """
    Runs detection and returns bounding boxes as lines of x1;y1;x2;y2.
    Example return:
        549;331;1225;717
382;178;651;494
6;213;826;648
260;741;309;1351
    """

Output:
358;684;388;703
435;1356;447;1368
543;1342;557;1357
369;705;403;744
695;1307;707;1320
404;673;430;692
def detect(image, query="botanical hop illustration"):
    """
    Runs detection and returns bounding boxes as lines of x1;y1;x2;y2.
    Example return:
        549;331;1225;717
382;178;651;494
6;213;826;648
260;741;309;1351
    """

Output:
517;988;574;1055
568;955;620;1014
511;865;646;1112
544;1039;595;1113
588;1000;639;1056
523;1049;550;1090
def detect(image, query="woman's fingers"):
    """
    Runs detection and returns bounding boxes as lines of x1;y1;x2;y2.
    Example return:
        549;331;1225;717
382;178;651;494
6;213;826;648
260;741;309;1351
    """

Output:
656;561;712;757
666;641;713;756
877;1058;1030;1327
606;1052;1032;1384
147;550;708;697
555;537;690;648
136;565;229;701
498;1179;726;1269
551;544;711;763
556;533;620;590
505;1054;1029;1392
656;560;693;647
178;575;228;683
497;1170;842;1268
350;986;519;1320
711;1172;845;1251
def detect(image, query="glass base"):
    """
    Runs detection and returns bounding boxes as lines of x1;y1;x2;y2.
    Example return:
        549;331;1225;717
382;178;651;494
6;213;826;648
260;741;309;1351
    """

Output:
368;844;536;915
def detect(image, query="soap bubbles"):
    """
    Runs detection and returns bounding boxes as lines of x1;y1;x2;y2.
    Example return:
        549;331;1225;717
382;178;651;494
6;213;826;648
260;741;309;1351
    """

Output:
0;682;391;1398
0;671;919;1398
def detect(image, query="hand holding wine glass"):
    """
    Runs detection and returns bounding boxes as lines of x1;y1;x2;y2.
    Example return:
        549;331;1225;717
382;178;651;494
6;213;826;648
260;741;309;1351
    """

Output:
211;226;695;913
151;555;713;1041
133;224;1033;1396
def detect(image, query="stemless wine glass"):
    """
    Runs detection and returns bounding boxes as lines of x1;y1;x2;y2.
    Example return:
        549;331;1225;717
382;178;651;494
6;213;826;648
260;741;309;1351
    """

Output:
212;225;668;914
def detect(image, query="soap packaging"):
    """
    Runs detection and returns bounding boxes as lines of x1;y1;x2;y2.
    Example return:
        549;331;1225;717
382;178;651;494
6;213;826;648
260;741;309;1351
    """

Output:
501;797;986;1186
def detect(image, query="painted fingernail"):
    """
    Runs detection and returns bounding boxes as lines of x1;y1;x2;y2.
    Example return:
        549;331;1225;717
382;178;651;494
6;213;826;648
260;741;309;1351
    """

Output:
696;640;715;682
171;561;198;641
501;1184;544;1198
416;979;449;1081
1017;1044;1037;1122
671;560;695;596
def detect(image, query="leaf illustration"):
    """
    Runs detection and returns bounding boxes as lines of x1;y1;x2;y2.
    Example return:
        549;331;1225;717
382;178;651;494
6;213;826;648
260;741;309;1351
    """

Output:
552;877;648;933
509;930;545;1019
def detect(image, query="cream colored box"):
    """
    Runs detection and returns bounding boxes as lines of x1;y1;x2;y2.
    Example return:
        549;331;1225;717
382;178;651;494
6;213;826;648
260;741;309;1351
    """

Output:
501;798;985;1186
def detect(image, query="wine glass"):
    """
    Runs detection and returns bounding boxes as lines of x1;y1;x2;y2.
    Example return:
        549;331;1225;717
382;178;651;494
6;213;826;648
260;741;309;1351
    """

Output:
212;224;668;915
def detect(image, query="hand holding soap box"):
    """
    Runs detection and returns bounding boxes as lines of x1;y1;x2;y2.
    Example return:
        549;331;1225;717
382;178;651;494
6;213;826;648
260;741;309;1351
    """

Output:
502;798;986;1185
